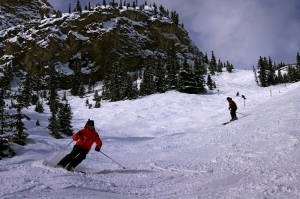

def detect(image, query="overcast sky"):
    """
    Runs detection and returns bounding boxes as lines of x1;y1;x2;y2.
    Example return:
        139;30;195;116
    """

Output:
48;0;300;68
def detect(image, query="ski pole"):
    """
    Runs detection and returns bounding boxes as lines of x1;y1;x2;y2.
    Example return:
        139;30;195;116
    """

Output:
100;151;126;169
53;140;73;165
236;112;247;116
65;140;73;148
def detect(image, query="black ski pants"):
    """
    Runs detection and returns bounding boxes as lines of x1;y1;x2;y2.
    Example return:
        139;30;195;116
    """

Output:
57;145;89;170
230;109;237;120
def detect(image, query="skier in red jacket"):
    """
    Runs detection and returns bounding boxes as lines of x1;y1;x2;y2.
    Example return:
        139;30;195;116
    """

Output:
57;119;102;171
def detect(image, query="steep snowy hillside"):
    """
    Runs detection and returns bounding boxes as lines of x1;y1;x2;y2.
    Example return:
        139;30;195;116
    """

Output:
0;70;300;198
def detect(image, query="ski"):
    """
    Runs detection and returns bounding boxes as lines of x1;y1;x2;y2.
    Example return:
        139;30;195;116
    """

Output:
222;121;231;125
73;170;87;174
222;119;238;125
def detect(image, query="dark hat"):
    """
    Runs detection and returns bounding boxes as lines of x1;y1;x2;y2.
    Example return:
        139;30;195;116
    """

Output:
227;97;232;101
86;119;94;127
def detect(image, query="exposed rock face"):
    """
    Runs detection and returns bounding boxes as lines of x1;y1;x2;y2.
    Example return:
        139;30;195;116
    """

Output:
0;3;203;84
0;0;54;30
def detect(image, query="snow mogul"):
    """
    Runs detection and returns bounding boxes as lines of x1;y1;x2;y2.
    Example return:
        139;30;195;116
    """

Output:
57;119;102;171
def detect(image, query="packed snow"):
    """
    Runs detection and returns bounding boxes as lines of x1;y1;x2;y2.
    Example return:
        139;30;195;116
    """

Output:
0;70;300;198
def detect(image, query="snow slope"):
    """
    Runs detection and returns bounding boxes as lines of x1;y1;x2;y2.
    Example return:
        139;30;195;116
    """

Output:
0;70;300;199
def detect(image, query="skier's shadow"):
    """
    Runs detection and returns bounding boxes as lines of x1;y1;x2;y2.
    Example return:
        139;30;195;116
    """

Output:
92;169;154;175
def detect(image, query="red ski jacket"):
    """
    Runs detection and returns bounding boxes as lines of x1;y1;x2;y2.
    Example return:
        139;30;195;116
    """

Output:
72;128;102;150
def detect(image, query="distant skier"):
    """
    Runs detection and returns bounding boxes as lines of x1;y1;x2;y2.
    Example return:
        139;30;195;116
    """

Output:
227;97;238;121
57;119;102;171
241;95;246;107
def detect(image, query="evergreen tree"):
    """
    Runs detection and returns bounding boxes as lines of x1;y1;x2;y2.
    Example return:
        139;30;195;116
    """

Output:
123;75;138;99
119;0;123;9
35;100;44;113
102;64;136;101
58;103;73;136
88;2;91;10
153;3;157;15
207;74;214;90
69;3;71;13
226;61;234;73
159;5;166;16
217;59;223;72
203;53;209;64
71;78;80;96
296;52;300;80
79;84;85;98
94;94;102;108
287;66;297;82
177;59;204;94
0;63;13;93
76;0;82;13
257;56;267;87
48;112;61;139
181;23;185;30
70;58;82;96
87;79;94;93
95;99;101;108
194;58;206;93
17;74;32;107
209;51;217;75
277;68;283;83
267;57;275;85
154;61;167;93
62;91;67;101
0;90;11;135
48;88;59;114
103;0;107;7
47;65;60;113
42;90;47;99
31;94;39;105
93;90;100;101
170;11;179;25
140;66;155;96
12;107;29;145
102;65;119;101
166;44;179;89
295;52;300;77
296;52;300;78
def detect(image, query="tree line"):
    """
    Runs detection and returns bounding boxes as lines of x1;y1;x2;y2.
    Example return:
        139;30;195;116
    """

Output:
0;63;75;158
53;0;180;26
255;53;300;87
102;50;234;101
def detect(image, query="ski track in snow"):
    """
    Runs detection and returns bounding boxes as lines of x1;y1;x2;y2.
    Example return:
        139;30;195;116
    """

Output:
0;70;300;198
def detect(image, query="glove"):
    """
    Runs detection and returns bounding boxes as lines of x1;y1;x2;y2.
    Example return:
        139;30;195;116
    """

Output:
95;146;101;152
77;131;82;136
